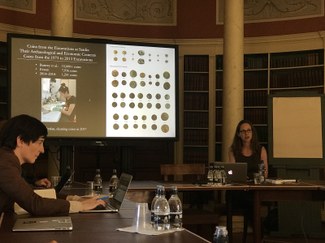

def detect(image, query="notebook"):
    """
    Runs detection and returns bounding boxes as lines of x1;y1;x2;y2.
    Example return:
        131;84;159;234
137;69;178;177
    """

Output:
12;216;73;232
81;172;133;213
214;162;247;183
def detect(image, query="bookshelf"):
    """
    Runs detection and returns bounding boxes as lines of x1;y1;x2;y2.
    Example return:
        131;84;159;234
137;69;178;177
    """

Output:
183;55;209;163
0;41;8;119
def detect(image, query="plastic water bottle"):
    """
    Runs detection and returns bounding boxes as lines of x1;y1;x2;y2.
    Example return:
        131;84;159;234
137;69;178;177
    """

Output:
108;169;119;194
220;166;227;185
213;226;229;243
151;185;162;226
93;169;103;193
153;185;170;231
207;164;214;185
259;161;265;183
214;165;222;185
168;186;182;229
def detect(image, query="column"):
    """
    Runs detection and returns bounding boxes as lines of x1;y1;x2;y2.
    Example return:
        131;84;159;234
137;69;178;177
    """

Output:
222;0;244;161
51;0;73;37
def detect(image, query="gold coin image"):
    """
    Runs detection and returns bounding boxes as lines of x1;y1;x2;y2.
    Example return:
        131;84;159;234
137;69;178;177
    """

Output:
140;72;145;78
130;81;137;88
161;124;169;133
130;70;137;78
122;50;127;55
113;50;118;54
120;102;126;108
138;58;145;64
122;57;126;62
163;82;171;90
165;103;171;109
163;71;170;79
138;50;145;56
112;80;118;87
161;112;169;121
112;102;117;107
113;114;119;120
114;57;118;61
140;81;146;87
123;124;128;129
152;124;157;130
165;94;170;100
151;114;157;121
156;103;161;109
129;102;135;108
138;103;143;108
123;115;129;120
113;124;119;130
112;70;119;77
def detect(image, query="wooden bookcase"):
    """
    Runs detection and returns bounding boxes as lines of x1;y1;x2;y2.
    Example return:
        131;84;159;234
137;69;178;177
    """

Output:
0;41;8;119
183;55;210;163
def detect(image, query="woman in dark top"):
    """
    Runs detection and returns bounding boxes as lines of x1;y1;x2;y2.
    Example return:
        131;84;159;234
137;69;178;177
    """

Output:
228;119;268;179
58;83;76;122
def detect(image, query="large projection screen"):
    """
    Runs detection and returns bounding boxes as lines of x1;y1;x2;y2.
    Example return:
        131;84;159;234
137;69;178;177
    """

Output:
273;96;323;158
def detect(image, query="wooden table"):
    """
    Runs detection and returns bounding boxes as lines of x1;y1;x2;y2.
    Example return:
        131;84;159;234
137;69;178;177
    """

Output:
0;199;211;243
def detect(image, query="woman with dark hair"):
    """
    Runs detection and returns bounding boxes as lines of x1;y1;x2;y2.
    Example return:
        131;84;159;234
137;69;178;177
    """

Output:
0;114;105;216
229;119;268;179
58;83;76;122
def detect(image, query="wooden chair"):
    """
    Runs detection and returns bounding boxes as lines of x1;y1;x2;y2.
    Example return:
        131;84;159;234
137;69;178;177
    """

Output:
160;163;222;235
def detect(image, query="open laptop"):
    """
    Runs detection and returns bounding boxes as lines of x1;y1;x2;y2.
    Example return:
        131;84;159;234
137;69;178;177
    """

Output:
55;170;74;193
12;216;73;232
81;172;133;213
214;162;247;183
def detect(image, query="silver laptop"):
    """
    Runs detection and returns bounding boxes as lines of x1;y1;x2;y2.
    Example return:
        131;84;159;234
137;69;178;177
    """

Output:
12;216;73;232
214;162;247;183
81;172;133;213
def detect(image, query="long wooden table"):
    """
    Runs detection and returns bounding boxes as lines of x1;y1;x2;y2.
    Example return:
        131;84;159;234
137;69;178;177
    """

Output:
0;199;211;243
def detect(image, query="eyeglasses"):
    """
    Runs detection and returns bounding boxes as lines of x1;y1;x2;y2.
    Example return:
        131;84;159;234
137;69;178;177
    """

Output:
239;129;252;134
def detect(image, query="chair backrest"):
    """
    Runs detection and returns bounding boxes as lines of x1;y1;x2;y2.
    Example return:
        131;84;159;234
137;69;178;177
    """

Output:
160;163;206;182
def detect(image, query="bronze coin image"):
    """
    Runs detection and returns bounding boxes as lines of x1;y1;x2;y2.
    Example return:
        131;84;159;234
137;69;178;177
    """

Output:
112;93;118;98
140;72;145;78
123;114;129;120
138;93;143;99
133;124;138;129
120;92;126;98
142;124;147;129
156;103;161;109
112;80;118;87
138;103;143;108
120;102;126;108
129;102;135;108
113;113;119;120
133;115;138;120
161;112;169;121
165;94;170;100
113;124;119;130
114;57;118;61
113;50;118;54
122;57;126;62
130;80;137;88
122;50;127;55
122;80;127;85
152;124;157;130
147;93;152;99
163;82;171;90
122;72;127;77
147;103;152;109
129;93;135;99
142;115;147;120
123;124;128;129
130;70;137;78
155;74;160;79
163;71;170;79
151;114;157;121
161;124;169;133
112;70;119;77
165;103;171;109
140;81;146;87
138;58;145;64
138;50;145;56
155;94;161;99
155;81;160;86
112;102;117;107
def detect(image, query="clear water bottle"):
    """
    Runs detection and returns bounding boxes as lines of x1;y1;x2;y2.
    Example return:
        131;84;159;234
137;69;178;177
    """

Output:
168;186;182;229
259;161;265;183
93;169;103;193
207;164;214;185
220;166;227;185
214;165;222;185
153;185;170;231
108;169;119;194
213;226;229;243
151;185;162;226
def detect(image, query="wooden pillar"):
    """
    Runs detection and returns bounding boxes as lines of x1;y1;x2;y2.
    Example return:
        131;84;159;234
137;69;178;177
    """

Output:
51;0;73;37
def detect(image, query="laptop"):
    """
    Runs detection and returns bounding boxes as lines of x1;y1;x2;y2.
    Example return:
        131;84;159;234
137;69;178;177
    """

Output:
81;172;133;213
214;162;247;183
55;170;74;193
12;216;73;232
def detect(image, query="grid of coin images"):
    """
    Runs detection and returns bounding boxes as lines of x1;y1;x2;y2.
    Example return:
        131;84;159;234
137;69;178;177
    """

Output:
106;44;176;137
